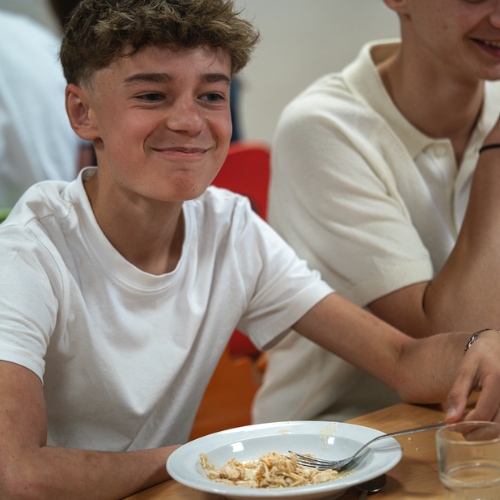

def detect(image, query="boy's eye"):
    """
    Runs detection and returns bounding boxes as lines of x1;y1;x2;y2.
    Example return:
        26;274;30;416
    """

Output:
201;93;225;104
137;93;164;103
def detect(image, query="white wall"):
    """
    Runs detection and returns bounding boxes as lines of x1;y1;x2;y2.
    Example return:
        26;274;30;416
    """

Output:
0;0;59;33
0;0;400;144
234;0;400;143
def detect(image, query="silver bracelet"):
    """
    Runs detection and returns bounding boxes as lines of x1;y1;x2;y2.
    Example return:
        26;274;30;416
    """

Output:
464;329;492;353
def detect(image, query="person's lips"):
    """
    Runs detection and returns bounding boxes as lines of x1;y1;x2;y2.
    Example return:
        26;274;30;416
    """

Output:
154;146;210;156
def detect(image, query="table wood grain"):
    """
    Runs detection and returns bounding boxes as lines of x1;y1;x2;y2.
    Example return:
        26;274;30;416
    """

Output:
125;400;459;500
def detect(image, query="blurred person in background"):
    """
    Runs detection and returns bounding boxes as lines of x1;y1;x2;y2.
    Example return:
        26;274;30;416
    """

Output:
0;0;93;210
253;0;500;424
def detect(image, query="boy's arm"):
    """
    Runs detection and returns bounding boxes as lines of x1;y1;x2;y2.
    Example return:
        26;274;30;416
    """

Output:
293;293;500;422
0;361;177;500
369;119;500;337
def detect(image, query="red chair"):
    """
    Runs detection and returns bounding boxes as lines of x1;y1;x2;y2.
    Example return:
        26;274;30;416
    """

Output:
212;141;271;221
190;142;270;439
211;141;271;360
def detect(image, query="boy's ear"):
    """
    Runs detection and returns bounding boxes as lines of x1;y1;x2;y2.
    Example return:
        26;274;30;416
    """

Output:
65;83;100;141
382;0;409;15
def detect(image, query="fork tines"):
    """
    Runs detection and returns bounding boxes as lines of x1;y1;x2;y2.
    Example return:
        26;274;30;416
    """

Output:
289;451;334;470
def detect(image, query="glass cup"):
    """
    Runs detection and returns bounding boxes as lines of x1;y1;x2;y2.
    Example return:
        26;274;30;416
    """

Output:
436;421;500;500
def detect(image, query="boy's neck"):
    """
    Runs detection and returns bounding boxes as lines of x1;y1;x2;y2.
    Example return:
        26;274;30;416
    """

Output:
377;43;484;168
84;172;185;276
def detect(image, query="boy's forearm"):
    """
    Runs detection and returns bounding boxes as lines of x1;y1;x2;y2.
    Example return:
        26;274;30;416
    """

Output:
294;293;413;395
1;445;178;500
0;362;178;500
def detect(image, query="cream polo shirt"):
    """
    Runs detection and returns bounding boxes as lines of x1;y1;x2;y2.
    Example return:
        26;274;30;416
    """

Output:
252;40;500;424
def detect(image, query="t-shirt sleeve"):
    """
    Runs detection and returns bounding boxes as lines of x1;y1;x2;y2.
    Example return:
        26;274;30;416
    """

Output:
233;206;333;351
268;90;433;307
0;225;59;381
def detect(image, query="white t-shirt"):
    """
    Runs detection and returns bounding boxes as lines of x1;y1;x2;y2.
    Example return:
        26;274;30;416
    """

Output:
252;40;500;424
0;168;332;450
0;11;81;208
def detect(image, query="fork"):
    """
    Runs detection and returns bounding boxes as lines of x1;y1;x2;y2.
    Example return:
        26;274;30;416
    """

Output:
290;422;445;471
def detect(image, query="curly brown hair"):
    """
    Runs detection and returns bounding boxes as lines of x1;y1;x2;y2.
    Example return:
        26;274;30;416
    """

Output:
60;0;260;85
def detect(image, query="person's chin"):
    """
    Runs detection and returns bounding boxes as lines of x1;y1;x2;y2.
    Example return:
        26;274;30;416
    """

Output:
174;183;211;202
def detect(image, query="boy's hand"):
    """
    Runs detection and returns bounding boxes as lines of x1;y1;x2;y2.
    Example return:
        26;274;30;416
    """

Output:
446;330;500;423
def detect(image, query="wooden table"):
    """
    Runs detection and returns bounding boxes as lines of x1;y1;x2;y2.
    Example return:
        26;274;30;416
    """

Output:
125;401;450;500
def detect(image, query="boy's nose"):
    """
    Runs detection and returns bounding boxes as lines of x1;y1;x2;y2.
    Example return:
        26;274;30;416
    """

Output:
165;98;204;135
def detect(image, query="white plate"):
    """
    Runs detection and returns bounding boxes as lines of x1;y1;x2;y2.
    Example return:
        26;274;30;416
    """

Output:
167;421;402;500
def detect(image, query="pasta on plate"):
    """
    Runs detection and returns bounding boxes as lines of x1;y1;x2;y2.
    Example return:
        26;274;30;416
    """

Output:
200;451;345;488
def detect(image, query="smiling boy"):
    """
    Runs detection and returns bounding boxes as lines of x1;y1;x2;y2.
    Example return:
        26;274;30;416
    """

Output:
1;1;500;499
70;44;232;275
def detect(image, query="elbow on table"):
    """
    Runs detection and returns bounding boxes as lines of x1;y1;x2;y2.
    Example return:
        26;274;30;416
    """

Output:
394;376;448;407
390;365;444;406
398;390;440;406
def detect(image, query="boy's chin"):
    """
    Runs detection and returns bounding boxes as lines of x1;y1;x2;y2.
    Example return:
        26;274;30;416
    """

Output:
166;184;212;202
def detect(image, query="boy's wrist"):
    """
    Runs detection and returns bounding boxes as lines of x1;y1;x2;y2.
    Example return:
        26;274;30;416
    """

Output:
464;329;499;353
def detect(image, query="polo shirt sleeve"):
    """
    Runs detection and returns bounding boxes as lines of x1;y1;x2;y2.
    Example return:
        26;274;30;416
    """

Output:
268;87;433;307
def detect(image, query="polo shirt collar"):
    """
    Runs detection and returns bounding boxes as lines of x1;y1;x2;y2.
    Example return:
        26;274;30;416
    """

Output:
341;39;500;161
